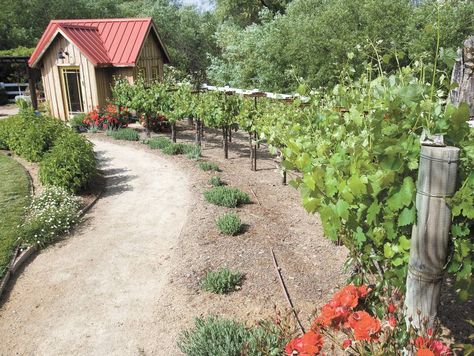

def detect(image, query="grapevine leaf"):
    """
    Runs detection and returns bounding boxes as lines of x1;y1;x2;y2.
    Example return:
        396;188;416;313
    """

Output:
398;206;416;226
336;199;350;220
366;202;380;225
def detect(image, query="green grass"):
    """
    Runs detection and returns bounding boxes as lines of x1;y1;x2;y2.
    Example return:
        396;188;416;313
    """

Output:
204;187;250;208
0;155;30;278
107;128;139;141
199;161;220;172
201;267;243;294
217;213;242;235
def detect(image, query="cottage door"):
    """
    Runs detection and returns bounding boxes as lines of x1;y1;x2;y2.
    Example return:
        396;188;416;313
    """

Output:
60;67;84;118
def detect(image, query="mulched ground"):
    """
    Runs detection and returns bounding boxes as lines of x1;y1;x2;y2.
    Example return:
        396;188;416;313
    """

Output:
86;122;349;336
86;121;472;351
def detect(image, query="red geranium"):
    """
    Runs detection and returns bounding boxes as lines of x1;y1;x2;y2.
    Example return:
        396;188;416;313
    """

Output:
348;311;381;342
285;330;324;356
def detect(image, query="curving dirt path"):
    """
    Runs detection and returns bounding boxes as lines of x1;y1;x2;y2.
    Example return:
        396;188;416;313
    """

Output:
0;139;191;355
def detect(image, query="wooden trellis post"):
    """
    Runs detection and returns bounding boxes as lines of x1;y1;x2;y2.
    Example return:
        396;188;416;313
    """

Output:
405;145;460;328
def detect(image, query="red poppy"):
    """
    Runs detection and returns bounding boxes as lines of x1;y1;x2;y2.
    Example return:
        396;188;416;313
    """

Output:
388;316;397;328
388;303;396;314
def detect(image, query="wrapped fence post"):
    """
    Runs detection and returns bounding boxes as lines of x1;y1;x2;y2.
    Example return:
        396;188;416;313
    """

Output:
405;145;460;328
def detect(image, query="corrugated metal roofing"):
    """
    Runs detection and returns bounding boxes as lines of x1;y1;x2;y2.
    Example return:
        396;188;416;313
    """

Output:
28;18;170;67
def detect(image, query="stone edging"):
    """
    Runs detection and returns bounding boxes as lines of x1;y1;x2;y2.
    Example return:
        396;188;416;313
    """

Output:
0;173;105;300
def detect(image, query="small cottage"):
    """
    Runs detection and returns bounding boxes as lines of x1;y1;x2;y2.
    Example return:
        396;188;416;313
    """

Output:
28;18;170;120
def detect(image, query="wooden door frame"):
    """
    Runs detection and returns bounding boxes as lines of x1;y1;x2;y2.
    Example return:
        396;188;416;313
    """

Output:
59;66;84;120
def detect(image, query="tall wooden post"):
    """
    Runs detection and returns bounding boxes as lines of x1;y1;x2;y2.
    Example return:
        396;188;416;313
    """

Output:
448;36;474;116
405;145;460;328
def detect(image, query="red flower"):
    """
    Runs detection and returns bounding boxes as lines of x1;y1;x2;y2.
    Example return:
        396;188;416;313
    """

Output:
342;339;352;349
285;330;324;356
417;349;435;356
388;303;396;314
315;302;350;328
388;316;397;328
414;336;452;356
348;311;381;341
332;285;368;309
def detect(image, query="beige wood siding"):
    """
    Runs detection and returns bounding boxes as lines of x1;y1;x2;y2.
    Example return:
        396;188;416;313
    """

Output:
95;68;112;107
39;34;99;120
135;33;164;82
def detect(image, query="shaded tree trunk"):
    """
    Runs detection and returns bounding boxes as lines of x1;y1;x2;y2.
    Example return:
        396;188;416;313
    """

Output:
145;114;151;138
223;126;229;159
171;122;177;143
195;118;202;146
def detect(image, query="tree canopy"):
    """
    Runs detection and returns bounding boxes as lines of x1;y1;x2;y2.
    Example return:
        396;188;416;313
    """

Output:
1;0;473;90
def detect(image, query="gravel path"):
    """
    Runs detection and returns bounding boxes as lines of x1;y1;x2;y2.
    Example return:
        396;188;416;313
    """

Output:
0;139;191;355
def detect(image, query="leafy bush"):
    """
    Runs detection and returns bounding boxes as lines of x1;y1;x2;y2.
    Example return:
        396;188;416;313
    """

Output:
217;213;242;235
183;144;201;159
204;187;250;208
209;176;224;186
162;142;186;155
21;186;80;247
178;316;287;356
0;111;65;161
199;161;220;172
148;137;172;150
69;114;87;131
107;127;139;141
39;131;96;193
201;267;243;294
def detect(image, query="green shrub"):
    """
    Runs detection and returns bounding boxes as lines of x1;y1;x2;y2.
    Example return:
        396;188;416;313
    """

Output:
21;186;80;247
201;267;243;294
178;316;247;356
162;143;186;155
0;111;66;161
183;144;201;159
178;316;287;356
209;176;223;187
148;137;172;149
39;131;96;193
217;213;242;235
69;114;87;131
107;127;139;141
204;187;250;208
199;161;220;172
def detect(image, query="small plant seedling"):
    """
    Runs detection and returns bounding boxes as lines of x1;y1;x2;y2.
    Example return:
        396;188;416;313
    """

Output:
217;213;242;235
204;187;250;208
209;176;223;187
199;161;220;172
201;268;243;294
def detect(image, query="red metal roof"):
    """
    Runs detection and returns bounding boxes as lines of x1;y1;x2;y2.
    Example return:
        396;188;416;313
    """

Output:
28;18;170;67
